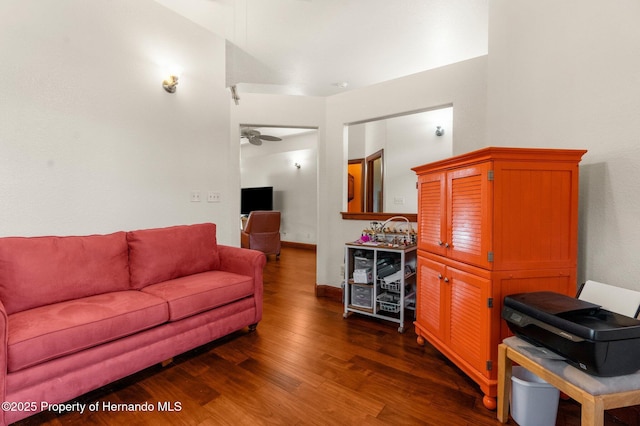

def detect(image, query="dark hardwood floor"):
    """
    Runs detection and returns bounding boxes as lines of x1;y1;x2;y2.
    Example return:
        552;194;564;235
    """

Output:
14;247;636;425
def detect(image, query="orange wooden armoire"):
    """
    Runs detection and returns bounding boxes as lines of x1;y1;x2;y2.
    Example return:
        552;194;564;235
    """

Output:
412;147;587;409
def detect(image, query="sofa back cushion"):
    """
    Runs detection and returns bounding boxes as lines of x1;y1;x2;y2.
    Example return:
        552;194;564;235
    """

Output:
0;232;130;315
127;223;220;289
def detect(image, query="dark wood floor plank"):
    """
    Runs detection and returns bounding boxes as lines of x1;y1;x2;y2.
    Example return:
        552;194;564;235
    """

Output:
292;380;386;423
200;395;264;426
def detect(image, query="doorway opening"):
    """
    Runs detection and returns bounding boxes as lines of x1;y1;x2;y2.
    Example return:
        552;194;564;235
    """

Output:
240;125;319;247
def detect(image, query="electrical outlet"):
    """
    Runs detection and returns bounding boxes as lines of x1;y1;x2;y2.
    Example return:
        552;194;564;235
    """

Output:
207;192;221;203
394;196;405;205
190;191;201;202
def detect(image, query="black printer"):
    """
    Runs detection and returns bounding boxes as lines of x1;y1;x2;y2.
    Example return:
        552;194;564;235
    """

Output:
503;291;640;376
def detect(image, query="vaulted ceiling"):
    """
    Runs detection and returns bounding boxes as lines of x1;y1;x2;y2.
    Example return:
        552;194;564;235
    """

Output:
154;0;489;97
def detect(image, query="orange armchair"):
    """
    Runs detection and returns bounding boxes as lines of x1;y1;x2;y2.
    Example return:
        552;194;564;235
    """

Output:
241;211;281;257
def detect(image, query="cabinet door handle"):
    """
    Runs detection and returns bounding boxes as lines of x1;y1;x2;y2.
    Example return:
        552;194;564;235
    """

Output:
438;240;444;246
438;273;443;280
444;242;450;248
444;277;450;283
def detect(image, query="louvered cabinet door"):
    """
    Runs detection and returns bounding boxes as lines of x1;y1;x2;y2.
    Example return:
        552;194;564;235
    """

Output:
417;172;447;255
446;163;493;269
446;266;492;378
415;254;446;340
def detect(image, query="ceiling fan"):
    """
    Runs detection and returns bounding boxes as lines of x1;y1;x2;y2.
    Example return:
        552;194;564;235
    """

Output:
241;128;282;146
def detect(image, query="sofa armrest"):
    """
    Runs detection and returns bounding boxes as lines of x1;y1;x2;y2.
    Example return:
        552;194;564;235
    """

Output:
218;245;266;276
217;245;266;321
0;300;8;425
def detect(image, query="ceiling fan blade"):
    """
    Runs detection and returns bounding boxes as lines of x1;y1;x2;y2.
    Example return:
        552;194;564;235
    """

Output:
249;135;262;145
259;135;282;141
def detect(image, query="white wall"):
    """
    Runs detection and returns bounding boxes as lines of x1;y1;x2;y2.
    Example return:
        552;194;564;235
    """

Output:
384;108;453;212
0;0;237;243
229;93;326;248
228;82;468;287
348;108;454;213
241;131;318;244
488;0;640;290
320;56;488;287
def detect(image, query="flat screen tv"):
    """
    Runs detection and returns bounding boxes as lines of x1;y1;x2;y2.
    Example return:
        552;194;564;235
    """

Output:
241;186;273;215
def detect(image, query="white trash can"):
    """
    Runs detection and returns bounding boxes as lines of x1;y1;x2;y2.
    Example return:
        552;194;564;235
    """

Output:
510;366;560;426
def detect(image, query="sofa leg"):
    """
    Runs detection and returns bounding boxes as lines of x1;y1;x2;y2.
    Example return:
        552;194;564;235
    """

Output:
161;357;173;367
248;323;258;332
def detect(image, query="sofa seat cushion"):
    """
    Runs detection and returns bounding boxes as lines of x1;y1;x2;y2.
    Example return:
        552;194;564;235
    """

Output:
141;270;254;321
7;291;169;373
127;223;221;289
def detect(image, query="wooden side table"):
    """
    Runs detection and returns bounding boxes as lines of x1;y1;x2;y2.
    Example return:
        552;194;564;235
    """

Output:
498;337;640;426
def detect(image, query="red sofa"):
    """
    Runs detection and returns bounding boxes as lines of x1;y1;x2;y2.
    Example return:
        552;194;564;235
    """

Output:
0;223;265;425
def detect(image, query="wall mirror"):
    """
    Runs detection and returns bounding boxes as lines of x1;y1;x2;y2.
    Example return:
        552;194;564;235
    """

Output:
342;106;453;221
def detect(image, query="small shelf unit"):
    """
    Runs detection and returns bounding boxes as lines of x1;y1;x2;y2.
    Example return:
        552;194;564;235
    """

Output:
343;243;417;333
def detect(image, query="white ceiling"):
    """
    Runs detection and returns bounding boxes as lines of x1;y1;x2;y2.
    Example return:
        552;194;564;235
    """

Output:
154;0;489;97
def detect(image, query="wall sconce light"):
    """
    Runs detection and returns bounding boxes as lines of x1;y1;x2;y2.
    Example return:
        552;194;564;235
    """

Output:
294;162;301;169
435;126;445;136
162;75;179;93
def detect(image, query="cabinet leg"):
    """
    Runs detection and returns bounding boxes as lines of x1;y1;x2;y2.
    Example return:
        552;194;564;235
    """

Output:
482;395;497;410
416;335;425;346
